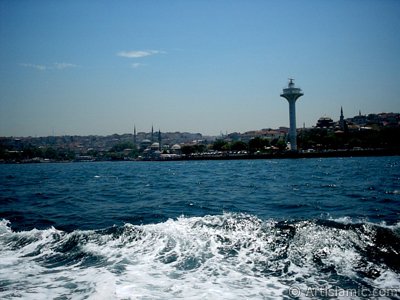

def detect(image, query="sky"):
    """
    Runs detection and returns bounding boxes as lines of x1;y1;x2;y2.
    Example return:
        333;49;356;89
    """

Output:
1;0;400;137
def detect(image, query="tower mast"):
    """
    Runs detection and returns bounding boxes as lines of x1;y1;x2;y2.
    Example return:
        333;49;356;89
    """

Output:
280;78;304;151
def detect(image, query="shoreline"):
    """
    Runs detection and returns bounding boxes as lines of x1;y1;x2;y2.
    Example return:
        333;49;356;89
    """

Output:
170;148;400;161
2;148;399;164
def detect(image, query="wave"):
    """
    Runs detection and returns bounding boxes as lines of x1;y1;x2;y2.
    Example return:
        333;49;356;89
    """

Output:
1;214;400;299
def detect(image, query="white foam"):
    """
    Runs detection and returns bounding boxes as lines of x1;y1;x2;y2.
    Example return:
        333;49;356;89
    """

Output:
1;214;400;299
0;218;12;234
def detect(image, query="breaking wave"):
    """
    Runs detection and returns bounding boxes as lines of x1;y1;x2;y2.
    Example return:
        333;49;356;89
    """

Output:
1;213;400;299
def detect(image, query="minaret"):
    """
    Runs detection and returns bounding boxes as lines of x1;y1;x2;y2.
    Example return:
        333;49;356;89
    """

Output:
133;124;137;146
339;107;345;130
280;78;304;151
158;129;162;151
151;125;154;142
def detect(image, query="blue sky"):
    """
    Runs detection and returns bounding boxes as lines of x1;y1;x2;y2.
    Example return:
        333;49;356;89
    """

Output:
1;0;399;137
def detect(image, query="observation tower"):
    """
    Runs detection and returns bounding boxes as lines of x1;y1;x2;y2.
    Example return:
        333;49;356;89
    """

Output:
280;78;304;151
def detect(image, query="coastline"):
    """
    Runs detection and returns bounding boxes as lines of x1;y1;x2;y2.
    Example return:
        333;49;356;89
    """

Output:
170;148;400;161
2;148;399;164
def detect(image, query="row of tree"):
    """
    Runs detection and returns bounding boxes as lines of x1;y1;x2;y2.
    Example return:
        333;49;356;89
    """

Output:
0;141;140;162
210;137;286;153
0;145;76;161
298;127;400;150
199;127;400;155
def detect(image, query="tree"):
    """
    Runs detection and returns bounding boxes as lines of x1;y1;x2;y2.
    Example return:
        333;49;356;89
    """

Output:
181;145;195;155
44;147;58;159
231;141;248;151
110;141;135;152
22;145;43;158
108;141;138;159
213;140;229;151
248;137;269;153
275;140;287;151
181;144;207;155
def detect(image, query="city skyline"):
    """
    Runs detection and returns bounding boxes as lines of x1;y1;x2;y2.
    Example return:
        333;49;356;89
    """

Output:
2;107;397;139
1;0;400;137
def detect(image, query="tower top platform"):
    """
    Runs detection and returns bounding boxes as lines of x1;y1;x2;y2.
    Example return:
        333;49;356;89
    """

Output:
281;78;303;98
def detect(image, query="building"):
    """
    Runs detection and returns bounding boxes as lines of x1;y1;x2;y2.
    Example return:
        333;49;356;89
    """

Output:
352;111;367;125
280;78;304;151
316;116;334;129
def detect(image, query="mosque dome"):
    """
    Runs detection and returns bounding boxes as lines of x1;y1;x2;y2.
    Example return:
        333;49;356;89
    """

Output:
150;142;160;150
316;116;334;128
171;144;181;150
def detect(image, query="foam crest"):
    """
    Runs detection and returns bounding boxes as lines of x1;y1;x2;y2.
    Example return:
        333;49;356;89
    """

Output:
1;214;400;299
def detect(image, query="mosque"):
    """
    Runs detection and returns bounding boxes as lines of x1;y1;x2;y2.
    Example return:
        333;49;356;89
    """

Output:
315;107;348;131
133;125;182;159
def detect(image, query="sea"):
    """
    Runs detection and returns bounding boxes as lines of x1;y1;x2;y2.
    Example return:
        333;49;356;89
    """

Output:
0;156;399;299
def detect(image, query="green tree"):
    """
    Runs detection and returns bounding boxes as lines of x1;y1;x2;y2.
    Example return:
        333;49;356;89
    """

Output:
248;137;269;153
110;141;135;152
181;144;207;155
44;147;58;159
213;140;229;151
275;140;287;151
181;145;195;155
194;144;207;153
108;141;138;159
231;141;248;151
22;145;43;158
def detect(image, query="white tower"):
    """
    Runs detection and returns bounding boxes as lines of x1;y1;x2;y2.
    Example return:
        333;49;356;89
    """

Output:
280;79;304;151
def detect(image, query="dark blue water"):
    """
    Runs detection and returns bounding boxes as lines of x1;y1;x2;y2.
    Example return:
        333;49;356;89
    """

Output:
1;157;400;299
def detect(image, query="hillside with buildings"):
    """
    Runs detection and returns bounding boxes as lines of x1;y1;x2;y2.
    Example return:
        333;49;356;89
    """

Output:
1;110;399;163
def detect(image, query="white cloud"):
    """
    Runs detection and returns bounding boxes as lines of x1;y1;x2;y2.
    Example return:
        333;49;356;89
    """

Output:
117;50;165;58
53;62;78;70
19;62;78;71
131;63;144;68
19;63;48;71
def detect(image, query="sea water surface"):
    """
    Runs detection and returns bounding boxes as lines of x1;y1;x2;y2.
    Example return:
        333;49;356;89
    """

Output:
1;157;399;299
